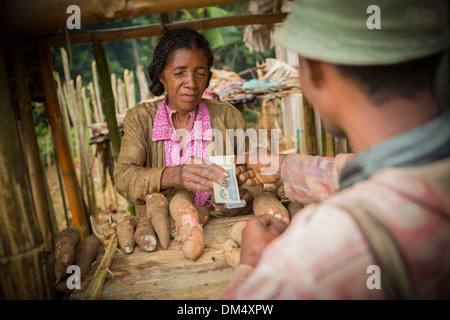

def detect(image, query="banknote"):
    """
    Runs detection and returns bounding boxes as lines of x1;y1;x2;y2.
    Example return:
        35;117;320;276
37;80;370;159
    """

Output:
209;156;244;207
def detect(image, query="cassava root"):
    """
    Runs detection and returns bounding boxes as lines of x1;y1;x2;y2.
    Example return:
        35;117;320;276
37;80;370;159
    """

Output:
134;213;157;252
116;216;138;253
146;193;171;250
169;189;205;260
253;191;290;224
54;227;81;283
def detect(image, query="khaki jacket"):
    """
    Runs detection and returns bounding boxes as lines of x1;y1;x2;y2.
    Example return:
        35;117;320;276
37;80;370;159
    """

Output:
113;98;250;215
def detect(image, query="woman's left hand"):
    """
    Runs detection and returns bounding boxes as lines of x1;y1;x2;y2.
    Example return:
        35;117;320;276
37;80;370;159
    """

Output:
212;188;254;217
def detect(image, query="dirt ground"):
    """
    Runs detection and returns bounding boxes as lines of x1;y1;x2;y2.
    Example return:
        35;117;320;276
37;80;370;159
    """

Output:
45;160;129;232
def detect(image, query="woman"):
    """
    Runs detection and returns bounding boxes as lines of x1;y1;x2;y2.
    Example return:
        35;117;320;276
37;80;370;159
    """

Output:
113;28;254;258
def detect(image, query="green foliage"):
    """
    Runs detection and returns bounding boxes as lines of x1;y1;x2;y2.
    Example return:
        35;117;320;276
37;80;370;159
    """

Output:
243;110;260;124
32;102;53;166
181;7;242;50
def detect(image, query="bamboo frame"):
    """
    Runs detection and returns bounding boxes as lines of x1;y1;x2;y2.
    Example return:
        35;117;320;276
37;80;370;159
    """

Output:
37;43;90;239
40;12;287;46
60;48;98;220
10;40;56;252
0;41;53;299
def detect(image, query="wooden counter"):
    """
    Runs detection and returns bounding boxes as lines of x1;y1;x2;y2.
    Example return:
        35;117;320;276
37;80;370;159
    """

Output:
70;215;251;300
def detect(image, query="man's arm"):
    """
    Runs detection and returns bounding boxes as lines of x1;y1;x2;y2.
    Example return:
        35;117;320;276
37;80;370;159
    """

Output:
280;153;355;203
236;148;354;204
221;214;287;300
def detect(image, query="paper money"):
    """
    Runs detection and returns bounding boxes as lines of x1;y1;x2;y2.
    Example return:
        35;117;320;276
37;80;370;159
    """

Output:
209;156;242;205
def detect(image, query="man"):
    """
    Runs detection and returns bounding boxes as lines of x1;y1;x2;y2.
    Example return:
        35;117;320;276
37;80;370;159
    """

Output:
222;0;450;299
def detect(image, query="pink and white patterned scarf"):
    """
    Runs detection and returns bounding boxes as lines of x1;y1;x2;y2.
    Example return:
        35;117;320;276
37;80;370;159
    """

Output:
152;97;213;206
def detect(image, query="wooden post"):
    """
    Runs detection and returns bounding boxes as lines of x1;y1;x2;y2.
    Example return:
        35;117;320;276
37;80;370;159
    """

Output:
91;41;121;162
0;41;54;299
92;41;135;215
302;95;318;156
321;122;335;157
36;44;89;239
10;39;56;252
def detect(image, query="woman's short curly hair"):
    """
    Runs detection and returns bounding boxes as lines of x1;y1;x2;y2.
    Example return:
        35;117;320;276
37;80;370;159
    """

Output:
148;28;214;96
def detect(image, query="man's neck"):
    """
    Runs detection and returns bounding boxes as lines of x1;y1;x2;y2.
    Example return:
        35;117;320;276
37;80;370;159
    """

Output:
344;90;438;153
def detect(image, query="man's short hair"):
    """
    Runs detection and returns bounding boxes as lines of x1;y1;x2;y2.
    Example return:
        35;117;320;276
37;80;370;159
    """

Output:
335;52;443;105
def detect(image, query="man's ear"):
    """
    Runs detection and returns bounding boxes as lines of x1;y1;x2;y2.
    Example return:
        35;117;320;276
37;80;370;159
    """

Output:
300;58;325;89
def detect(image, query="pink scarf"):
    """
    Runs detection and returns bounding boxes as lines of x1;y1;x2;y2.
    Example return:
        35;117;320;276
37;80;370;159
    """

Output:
152;97;213;206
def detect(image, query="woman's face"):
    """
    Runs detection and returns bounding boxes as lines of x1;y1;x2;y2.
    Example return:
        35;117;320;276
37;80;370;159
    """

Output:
159;48;209;113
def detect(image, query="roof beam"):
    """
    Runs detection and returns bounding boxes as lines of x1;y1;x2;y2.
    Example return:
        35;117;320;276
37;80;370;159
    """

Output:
40;12;287;46
0;0;250;35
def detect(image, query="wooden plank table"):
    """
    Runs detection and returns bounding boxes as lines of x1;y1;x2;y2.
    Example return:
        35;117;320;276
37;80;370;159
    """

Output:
70;215;251;300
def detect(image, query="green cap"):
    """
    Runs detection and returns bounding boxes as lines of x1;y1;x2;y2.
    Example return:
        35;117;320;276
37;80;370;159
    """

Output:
274;0;450;65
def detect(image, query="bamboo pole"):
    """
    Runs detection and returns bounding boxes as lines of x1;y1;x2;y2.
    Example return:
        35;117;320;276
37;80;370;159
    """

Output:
91;41;121;162
302;95;318;156
88;82;101;124
131;38;151;102
95;156;108;214
334;137;348;154
110;73;118;114
54;145;70;228
10;40;56;252
77;76;98;219
91;61;104;123
117;77;126;113
83;232;118;300
46;124;52;167
81;87;92;126
123;69;136;109
40;12;287;46
63;81;79;163
0;41;54;300
36;44;89;239
54;71;74;160
321;122;335;157
135;63;151;102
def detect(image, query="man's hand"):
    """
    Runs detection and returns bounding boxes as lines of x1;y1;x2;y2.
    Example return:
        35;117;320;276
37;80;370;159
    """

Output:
240;214;288;267
212;188;254;217
234;148;286;186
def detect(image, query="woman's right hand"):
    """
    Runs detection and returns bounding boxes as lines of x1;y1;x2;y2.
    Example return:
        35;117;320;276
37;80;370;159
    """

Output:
178;156;229;192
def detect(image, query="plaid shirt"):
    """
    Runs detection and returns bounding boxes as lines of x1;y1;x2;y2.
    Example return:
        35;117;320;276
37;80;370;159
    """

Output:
222;154;450;299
